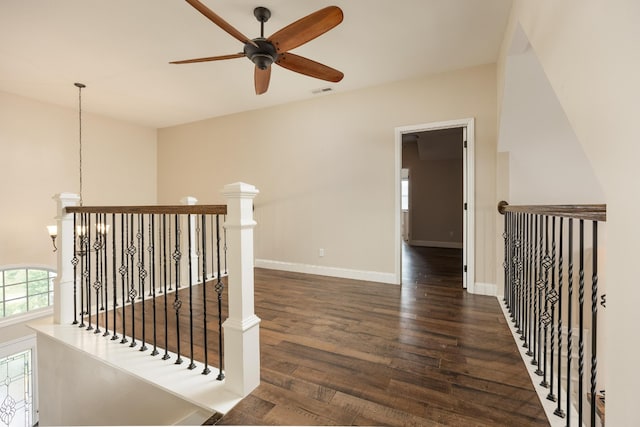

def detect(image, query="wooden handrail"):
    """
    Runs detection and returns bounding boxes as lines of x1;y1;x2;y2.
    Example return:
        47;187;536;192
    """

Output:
65;204;227;215
497;201;606;222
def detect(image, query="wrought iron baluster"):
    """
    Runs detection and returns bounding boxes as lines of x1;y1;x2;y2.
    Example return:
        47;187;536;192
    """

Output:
216;214;225;380
102;213;110;337
71;213;79;325
129;214;137;347
162;214;170;361
566;218;574;426
539;215;551;383
578;220;585;426
521;213;529;345
554;217;565;418
223;215;228;275
513;213;521;329
502;211;509;304
531;215;540;363
111;213;119;341
526;213;534;355
547;217;558;402
187;213;196;370
139;214;148;352
590;221;599;427
173;214;183;365
120;214;128;344
151;215;159;356
201;214;210;375
79;213;87;328
86;213;93;332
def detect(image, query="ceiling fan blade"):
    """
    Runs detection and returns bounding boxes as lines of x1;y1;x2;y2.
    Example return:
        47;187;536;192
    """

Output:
276;53;344;83
255;66;271;95
170;53;245;64
184;0;257;47
268;6;343;53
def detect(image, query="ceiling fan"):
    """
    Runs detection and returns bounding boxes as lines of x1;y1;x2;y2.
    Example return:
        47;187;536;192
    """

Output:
171;0;345;95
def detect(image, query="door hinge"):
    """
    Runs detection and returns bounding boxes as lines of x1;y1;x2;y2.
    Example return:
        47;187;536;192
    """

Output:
464;265;468;273
464;202;468;210
463;140;468;148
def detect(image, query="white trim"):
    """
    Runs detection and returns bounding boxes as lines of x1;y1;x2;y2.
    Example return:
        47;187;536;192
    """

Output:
473;282;497;296
395;118;475;291
255;259;397;285
409;240;463;249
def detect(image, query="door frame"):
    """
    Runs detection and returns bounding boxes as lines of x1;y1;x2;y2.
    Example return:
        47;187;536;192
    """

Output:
394;118;475;292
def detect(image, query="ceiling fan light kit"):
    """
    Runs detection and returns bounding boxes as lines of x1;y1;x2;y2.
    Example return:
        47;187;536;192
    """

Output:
171;0;344;95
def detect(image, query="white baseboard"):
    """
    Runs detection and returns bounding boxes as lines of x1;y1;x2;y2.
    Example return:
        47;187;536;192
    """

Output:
472;282;497;296
255;259;397;285
409;240;463;249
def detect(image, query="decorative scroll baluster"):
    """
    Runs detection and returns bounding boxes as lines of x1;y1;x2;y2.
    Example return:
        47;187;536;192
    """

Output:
173;214;183;365
502;212;508;304
540;215;551;384
72;213;79;325
128;214;137;348
590;221;599;427
512;213;518;320
533;215;543;371
514;213;522;332
120;214;128;344
546;217;558;402
86;213;93;332
139;215;148;352
215;214;225;381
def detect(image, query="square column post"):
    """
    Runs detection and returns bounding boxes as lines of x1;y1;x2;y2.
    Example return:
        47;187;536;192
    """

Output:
221;182;261;397
180;196;199;284
52;193;81;324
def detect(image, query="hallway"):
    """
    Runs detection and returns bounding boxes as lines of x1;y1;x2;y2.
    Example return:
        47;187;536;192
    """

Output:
215;245;547;425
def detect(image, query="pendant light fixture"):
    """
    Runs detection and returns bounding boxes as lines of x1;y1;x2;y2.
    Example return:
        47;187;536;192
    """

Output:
47;82;86;251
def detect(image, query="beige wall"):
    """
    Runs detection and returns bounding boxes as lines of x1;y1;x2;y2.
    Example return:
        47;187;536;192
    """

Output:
0;91;157;270
402;141;463;246
498;1;640;424
158;63;497;284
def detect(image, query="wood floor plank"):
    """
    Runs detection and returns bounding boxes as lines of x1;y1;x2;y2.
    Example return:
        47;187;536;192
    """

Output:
217;245;548;425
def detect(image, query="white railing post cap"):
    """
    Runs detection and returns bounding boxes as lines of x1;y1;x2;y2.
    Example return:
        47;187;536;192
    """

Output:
222;182;259;198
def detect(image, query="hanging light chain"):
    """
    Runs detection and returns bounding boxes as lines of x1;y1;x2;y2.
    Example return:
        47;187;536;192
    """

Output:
74;82;86;206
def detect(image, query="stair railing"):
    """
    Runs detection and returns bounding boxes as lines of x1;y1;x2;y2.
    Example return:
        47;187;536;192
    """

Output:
51;182;261;397
498;201;606;427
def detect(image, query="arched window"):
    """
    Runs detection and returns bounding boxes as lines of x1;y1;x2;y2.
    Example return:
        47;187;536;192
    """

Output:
0;267;56;318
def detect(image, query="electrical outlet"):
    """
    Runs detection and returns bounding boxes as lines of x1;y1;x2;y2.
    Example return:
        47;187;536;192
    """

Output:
319;248;325;257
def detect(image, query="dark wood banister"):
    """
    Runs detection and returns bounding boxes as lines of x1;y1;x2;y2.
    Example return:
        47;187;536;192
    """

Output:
498;201;606;222
65;205;227;215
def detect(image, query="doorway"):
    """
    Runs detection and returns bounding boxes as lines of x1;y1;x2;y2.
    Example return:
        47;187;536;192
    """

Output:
394;118;475;291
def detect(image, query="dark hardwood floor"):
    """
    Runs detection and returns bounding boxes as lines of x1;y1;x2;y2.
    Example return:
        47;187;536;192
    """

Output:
97;244;548;426
218;244;548;426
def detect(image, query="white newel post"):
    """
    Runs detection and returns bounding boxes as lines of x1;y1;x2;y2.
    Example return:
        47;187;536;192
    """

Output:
222;182;261;397
52;192;81;324
180;196;199;284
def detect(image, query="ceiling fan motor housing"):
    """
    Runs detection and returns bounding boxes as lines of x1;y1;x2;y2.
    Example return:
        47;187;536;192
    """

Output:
244;38;278;70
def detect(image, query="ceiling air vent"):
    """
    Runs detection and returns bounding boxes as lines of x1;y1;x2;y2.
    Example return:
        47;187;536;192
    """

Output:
312;87;333;94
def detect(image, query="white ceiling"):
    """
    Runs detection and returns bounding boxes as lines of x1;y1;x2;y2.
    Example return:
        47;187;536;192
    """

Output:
0;0;512;129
